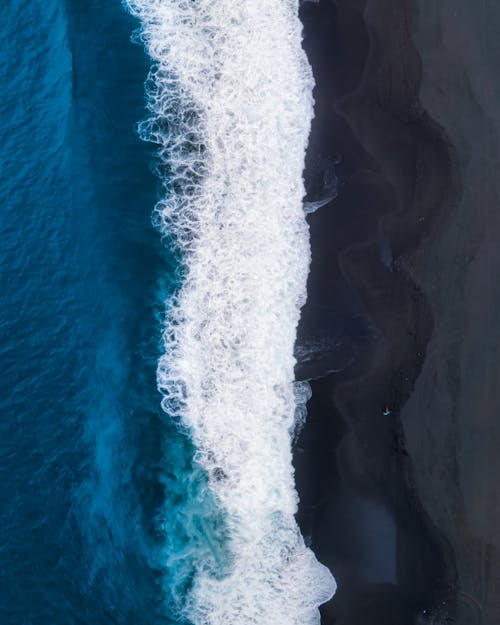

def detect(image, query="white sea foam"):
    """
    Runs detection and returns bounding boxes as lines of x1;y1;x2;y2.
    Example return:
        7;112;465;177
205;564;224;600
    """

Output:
125;0;336;623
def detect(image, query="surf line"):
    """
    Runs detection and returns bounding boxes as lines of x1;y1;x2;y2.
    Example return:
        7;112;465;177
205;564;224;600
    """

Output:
125;1;337;623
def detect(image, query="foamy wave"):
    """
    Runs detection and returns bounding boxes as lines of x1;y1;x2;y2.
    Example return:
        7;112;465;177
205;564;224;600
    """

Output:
125;0;336;622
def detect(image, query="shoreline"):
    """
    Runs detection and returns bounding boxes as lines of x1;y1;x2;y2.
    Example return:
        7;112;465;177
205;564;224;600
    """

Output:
295;1;460;622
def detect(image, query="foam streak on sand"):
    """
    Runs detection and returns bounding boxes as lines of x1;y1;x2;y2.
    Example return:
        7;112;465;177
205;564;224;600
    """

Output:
125;1;336;623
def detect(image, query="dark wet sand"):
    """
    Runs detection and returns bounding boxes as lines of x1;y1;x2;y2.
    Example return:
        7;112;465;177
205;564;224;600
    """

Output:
294;0;474;622
401;2;500;623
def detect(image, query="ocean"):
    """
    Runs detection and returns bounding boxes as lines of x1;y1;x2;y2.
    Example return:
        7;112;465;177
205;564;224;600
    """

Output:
0;2;335;624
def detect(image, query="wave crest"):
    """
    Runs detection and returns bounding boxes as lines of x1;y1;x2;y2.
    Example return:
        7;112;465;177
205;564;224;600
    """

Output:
126;0;337;623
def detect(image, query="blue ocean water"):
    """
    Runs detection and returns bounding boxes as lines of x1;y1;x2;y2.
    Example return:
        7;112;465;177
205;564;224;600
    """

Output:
0;2;213;623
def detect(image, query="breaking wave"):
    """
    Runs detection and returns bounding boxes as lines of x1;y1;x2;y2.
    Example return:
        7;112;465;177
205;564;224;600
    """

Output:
125;1;337;623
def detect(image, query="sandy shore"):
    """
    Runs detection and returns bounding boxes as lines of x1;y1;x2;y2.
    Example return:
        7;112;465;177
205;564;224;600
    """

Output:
294;0;475;622
401;2;500;623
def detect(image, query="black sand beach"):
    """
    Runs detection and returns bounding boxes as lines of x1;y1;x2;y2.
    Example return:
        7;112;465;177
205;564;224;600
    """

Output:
294;0;500;623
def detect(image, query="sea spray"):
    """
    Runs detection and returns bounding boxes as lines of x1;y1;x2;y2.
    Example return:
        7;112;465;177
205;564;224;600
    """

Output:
125;1;337;623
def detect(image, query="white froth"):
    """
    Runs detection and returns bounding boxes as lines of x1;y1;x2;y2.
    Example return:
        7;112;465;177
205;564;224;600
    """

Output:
125;0;336;623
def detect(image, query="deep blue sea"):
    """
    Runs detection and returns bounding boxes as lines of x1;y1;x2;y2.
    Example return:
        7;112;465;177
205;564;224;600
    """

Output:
0;2;199;623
